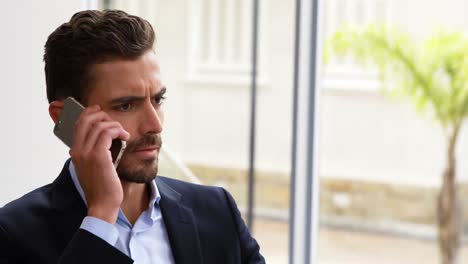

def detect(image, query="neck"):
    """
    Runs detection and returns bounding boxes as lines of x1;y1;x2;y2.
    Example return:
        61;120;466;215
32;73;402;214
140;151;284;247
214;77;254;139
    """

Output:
120;180;151;225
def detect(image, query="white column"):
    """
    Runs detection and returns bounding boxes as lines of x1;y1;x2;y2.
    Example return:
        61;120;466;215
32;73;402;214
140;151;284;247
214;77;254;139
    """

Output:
208;0;220;64
187;0;202;78
123;0;139;15
241;0;252;66
112;0;124;10
344;0;353;26
145;0;157;23
80;0;98;10
137;0;156;21
384;0;393;24
225;0;235;64
325;0;337;38
364;0;374;24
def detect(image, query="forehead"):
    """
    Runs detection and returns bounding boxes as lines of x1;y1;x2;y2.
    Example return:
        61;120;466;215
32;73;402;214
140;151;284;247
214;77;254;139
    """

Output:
86;51;162;101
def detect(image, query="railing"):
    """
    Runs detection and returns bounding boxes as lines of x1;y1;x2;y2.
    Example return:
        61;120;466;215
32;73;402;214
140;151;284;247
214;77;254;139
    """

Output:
159;146;202;184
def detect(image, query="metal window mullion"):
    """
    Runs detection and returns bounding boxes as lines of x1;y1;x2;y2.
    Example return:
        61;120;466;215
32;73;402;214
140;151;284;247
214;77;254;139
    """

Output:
247;0;260;230
289;0;322;263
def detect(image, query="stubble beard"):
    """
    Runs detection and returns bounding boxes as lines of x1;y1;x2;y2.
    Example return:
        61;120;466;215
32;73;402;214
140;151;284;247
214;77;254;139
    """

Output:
116;134;161;184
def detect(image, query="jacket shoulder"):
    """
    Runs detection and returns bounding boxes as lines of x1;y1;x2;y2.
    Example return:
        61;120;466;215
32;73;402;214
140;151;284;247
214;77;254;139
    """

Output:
0;183;54;219
157;176;222;192
0;183;55;259
156;176;229;204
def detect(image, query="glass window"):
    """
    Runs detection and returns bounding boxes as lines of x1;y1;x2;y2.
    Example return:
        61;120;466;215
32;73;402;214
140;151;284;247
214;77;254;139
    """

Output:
98;1;295;262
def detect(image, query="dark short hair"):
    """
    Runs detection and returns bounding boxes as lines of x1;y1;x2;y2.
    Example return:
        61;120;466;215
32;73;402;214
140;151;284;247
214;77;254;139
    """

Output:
44;9;155;104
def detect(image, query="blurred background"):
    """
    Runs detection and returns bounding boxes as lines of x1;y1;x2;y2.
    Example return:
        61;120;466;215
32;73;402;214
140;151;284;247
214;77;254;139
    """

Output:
1;0;468;263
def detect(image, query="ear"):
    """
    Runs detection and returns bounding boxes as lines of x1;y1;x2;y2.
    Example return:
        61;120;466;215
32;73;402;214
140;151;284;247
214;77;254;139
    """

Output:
49;100;64;124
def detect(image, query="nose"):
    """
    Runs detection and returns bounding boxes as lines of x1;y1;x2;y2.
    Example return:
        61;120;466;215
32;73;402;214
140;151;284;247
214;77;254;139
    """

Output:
140;100;163;135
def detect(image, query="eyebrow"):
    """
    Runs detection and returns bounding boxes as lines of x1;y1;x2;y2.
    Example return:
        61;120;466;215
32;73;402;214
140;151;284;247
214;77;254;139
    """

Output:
109;86;167;105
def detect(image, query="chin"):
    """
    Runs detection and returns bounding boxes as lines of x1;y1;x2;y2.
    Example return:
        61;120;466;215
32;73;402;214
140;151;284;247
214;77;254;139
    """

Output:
117;156;159;183
119;174;157;184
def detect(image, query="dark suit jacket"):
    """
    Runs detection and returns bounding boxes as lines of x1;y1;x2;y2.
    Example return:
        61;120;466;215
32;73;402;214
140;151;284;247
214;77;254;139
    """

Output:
0;161;265;264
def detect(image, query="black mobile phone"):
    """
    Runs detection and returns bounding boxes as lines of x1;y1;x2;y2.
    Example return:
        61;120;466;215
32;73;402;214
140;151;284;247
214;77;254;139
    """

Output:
53;97;126;167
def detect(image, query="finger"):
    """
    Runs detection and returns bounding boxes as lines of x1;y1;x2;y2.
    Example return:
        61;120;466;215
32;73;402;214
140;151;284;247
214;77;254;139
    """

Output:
78;104;101;120
75;105;101;139
94;127;130;154
73;109;113;150
81;121;123;153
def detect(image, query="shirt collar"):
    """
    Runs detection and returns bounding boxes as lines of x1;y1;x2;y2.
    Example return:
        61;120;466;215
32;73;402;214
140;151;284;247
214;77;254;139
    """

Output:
148;179;161;221
69;161;88;207
68;160;162;212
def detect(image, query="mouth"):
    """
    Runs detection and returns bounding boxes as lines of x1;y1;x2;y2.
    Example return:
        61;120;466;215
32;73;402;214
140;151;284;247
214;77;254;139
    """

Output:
133;146;160;159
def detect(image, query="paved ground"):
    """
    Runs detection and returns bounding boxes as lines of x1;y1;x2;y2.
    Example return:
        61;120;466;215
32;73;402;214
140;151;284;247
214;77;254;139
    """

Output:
253;218;468;264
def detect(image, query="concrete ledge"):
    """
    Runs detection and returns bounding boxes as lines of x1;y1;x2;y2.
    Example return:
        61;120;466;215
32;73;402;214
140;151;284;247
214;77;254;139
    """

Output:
164;163;468;238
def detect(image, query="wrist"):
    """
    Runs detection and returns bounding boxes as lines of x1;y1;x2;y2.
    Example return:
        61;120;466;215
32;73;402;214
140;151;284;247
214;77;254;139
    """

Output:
87;206;119;224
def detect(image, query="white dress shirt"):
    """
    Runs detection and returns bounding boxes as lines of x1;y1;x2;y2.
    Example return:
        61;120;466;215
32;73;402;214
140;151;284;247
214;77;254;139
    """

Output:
69;161;175;264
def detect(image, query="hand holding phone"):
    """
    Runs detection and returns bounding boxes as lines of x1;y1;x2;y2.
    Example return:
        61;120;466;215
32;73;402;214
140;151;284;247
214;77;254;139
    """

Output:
54;97;126;167
53;97;130;224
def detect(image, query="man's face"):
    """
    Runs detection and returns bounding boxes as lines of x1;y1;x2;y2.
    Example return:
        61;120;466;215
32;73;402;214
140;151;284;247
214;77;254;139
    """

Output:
86;51;165;183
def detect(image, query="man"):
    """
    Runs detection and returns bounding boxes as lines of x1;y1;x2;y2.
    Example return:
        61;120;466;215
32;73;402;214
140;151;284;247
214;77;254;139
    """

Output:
0;10;265;264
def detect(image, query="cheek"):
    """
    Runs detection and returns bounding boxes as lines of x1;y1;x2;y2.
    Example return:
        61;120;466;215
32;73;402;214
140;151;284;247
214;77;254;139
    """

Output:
111;117;137;138
125;123;139;140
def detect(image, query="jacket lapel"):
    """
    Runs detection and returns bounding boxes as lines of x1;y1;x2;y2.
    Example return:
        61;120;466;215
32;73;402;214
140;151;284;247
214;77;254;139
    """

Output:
157;177;203;264
49;162;204;263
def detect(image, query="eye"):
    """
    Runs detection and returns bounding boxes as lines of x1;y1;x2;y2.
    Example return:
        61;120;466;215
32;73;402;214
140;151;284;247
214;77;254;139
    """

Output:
118;103;133;112
152;96;167;106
